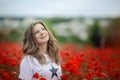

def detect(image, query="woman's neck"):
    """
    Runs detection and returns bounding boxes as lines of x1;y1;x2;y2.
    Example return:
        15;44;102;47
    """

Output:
38;42;47;54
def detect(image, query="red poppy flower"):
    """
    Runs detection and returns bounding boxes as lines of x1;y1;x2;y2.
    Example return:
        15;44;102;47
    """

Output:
60;74;69;80
40;77;46;80
33;72;40;79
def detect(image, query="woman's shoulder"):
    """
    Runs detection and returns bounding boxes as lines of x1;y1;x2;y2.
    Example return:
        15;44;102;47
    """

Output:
20;55;35;65
22;55;33;61
20;55;41;66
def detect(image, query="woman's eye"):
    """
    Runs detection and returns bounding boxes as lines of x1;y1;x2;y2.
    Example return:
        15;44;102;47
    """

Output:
42;28;45;31
34;28;46;35
34;31;39;34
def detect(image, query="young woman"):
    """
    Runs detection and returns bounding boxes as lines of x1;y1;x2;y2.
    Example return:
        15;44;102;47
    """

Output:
19;21;62;80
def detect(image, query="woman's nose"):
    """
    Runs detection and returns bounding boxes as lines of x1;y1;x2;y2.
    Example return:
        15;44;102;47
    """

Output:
40;31;44;35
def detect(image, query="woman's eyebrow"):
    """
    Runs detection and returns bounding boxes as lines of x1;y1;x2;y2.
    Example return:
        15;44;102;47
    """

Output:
34;30;39;33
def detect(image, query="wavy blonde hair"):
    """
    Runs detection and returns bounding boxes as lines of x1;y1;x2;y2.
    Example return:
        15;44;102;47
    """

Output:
22;21;60;64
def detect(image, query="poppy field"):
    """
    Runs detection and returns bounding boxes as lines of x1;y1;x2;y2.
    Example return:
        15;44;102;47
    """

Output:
0;41;120;80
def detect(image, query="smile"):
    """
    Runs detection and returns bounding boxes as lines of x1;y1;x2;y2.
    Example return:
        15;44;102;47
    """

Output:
40;35;47;39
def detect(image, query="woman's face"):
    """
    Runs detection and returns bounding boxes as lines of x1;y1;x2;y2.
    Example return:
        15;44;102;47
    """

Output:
33;23;49;44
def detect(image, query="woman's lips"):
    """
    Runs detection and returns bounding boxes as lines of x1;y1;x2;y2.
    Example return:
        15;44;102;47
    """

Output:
40;35;47;39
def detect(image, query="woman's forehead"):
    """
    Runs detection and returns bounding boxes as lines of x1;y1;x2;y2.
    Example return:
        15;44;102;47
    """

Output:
33;23;44;30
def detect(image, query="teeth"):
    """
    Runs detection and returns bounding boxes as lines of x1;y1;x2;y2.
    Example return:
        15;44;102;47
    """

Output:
40;36;46;39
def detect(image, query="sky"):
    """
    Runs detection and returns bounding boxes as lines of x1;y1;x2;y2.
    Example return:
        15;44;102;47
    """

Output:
0;0;120;18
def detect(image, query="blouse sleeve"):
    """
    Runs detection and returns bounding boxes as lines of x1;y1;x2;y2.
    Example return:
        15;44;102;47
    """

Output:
59;65;62;76
19;56;33;80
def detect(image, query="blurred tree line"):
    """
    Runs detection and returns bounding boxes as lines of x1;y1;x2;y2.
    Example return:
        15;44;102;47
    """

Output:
88;18;120;48
0;17;120;48
105;18;120;48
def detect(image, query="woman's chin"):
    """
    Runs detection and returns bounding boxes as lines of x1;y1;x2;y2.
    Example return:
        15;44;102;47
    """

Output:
38;40;48;44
